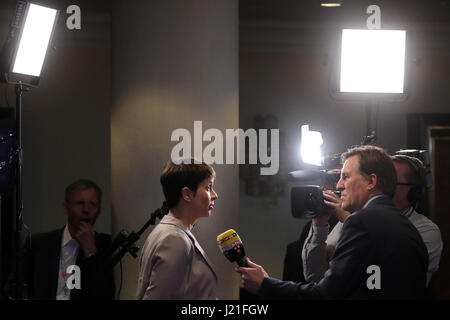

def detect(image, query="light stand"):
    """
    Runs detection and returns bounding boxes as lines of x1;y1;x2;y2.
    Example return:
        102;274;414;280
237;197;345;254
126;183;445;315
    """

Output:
107;204;169;268
362;99;377;145
0;1;58;300
339;29;407;146
12;82;28;300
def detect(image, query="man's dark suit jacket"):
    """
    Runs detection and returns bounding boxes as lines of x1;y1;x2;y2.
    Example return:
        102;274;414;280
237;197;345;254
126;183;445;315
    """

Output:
261;196;429;299
27;228;115;300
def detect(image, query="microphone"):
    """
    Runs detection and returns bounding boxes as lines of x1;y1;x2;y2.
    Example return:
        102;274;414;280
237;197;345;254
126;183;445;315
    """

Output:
217;229;248;267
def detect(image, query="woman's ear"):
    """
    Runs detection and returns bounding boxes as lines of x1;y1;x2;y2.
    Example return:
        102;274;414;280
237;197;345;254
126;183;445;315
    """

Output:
181;187;194;202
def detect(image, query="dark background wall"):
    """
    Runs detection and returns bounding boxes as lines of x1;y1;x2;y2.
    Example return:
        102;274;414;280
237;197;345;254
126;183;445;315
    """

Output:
111;0;240;299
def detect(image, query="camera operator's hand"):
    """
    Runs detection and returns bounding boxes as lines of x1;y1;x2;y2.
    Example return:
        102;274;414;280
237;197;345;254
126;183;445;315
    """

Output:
312;212;331;227
323;191;350;223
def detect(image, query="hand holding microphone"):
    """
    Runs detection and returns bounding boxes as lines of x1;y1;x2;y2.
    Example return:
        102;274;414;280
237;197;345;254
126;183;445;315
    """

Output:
235;258;268;294
217;229;268;294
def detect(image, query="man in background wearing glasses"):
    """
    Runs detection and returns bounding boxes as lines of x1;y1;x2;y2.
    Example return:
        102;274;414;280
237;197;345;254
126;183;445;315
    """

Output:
27;179;115;300
391;155;442;288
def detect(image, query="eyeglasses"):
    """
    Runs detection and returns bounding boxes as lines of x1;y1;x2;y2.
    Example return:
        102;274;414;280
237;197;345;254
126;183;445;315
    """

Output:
68;201;99;210
396;182;415;186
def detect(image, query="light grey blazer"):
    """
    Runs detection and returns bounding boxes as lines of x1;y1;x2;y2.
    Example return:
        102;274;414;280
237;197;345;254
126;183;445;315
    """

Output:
135;214;218;300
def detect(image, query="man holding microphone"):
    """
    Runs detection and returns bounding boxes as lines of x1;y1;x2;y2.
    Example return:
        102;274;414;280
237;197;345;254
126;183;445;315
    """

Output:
236;146;429;299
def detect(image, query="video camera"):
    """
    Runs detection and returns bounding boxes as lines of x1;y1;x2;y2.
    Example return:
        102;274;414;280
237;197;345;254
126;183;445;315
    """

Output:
290;153;342;219
290;149;431;219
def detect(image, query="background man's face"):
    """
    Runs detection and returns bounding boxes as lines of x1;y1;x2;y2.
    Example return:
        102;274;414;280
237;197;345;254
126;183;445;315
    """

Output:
336;155;371;213
64;187;101;230
392;161;413;211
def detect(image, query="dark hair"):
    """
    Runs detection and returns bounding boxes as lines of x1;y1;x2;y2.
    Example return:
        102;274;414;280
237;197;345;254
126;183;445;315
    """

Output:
341;145;397;197
160;159;215;209
65;179;103;204
391;155;425;187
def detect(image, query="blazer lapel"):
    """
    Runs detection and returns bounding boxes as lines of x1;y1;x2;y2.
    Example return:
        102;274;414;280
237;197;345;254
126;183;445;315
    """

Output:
185;230;218;280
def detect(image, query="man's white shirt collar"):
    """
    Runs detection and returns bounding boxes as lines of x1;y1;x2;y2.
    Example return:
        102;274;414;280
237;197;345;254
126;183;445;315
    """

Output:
62;224;79;248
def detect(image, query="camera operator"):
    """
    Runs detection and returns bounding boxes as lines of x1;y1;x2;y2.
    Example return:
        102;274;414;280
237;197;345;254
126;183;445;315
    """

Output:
236;145;428;299
391;155;442;285
300;190;349;284
301;154;442;288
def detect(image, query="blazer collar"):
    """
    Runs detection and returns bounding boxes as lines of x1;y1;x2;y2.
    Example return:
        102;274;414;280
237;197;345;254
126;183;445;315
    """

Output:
159;214;218;280
363;194;390;209
160;213;190;231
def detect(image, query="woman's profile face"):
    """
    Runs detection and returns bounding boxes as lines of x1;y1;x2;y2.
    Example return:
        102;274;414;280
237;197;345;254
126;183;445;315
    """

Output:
191;175;218;219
